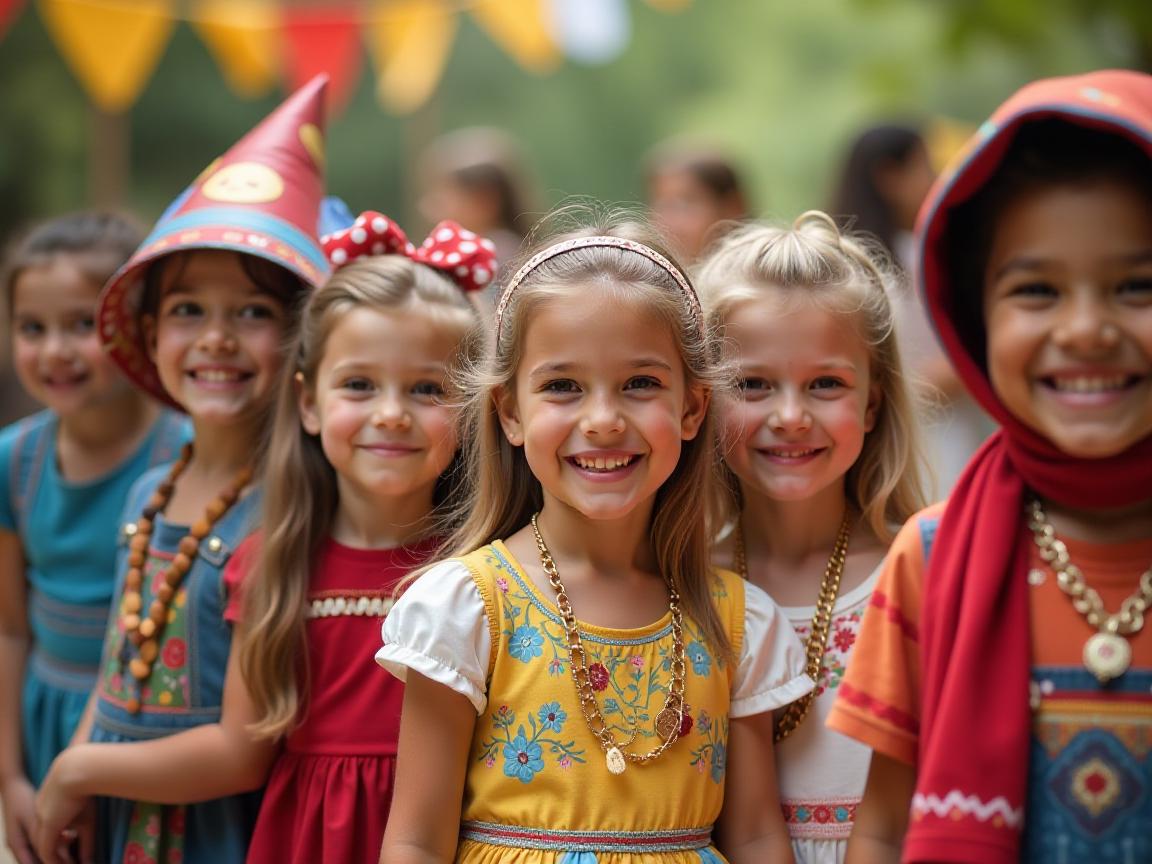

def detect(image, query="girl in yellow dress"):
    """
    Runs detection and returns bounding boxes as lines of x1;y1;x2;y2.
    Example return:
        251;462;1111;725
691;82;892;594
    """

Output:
377;209;812;863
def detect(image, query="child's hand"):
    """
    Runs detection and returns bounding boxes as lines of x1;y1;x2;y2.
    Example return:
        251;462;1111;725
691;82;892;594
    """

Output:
1;774;40;864
33;750;95;864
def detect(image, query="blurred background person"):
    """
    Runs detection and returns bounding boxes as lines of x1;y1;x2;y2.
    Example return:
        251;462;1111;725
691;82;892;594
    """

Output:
644;138;751;264
416;126;538;272
831;122;995;498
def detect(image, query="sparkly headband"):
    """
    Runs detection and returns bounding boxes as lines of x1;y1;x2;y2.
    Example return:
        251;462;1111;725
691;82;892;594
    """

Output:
493;236;703;337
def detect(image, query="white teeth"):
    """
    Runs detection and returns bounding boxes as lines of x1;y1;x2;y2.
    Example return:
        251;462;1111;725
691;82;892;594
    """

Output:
573;455;632;470
768;448;816;458
195;369;243;382
1051;375;1128;393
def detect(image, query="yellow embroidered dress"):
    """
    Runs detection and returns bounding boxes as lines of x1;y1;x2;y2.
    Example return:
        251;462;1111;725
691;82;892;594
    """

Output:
378;542;811;863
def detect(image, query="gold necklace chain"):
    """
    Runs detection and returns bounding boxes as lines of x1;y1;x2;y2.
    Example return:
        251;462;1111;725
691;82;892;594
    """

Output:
530;513;687;775
734;513;851;742
1027;498;1152;683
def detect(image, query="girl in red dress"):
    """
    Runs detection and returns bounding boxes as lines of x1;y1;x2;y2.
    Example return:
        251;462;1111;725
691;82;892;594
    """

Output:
228;213;492;863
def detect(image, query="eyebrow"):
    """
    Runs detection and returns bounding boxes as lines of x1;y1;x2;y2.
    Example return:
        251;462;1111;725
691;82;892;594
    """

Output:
991;249;1152;282
528;358;674;377
329;360;448;374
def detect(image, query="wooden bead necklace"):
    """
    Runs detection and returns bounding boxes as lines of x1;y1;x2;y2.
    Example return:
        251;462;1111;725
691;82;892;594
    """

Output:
733;513;851;742
531;513;687;775
118;442;253;714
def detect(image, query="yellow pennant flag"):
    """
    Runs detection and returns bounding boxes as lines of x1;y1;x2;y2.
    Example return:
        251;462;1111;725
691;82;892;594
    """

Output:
191;0;280;99
367;0;457;114
469;0;559;74
38;0;175;112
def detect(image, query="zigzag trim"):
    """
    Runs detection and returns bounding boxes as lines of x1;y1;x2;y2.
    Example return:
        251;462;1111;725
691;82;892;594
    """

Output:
911;791;1023;828
868;589;919;642
838;682;920;735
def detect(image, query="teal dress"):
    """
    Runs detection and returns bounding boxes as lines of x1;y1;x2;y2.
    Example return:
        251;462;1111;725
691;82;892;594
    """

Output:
0;410;188;784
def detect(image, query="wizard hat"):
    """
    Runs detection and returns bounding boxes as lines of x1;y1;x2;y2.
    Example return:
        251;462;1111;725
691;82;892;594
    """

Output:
98;75;331;408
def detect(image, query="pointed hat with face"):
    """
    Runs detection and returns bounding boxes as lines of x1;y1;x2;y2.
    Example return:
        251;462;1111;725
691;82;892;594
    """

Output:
98;75;331;407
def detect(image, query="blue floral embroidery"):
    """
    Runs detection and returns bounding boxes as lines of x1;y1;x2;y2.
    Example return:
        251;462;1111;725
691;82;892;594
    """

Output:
537;702;567;732
690;710;729;785
687;640;712;676
509;624;544;662
503;729;545;783
479;703;586;782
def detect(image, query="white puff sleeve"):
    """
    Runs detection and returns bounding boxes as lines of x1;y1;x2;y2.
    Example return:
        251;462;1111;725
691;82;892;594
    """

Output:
376;560;492;713
730;581;814;718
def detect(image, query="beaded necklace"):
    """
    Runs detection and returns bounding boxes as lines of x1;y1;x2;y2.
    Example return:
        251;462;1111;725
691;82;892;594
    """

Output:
119;443;253;713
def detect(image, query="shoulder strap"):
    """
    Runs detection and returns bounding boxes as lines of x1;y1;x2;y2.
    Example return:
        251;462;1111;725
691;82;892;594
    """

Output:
145;410;188;468
9;411;55;535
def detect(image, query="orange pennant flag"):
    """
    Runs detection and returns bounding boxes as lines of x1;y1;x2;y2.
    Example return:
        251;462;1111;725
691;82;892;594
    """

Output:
366;0;457;114
37;0;175;112
191;0;280;99
469;0;559;74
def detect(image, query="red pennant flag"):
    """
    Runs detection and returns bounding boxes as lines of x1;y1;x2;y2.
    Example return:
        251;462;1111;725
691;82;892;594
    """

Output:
0;0;24;41
282;4;361;115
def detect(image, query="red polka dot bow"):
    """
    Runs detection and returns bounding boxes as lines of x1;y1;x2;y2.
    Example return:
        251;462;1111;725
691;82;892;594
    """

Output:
320;211;498;293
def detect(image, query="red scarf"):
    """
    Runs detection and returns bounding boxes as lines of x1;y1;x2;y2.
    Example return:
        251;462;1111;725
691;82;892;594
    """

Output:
907;70;1152;863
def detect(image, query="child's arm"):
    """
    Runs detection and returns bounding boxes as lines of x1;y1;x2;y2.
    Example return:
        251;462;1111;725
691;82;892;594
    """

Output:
33;634;276;860
379;671;476;864
713;710;795;864
0;527;37;864
843;752;915;864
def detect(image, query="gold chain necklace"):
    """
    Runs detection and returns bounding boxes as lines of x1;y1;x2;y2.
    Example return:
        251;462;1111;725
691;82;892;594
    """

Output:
734;513;851;742
530;513;687;775
1027;498;1152;683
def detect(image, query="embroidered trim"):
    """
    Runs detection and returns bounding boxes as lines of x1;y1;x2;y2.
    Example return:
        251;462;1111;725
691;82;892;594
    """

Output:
837;682;920;735
492;545;675;646
782;798;858;840
867;590;919;642
460;820;713;852
911;791;1023;828
306;595;394;619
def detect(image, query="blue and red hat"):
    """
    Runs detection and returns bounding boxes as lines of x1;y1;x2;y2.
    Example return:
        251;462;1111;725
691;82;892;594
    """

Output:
98;75;331;407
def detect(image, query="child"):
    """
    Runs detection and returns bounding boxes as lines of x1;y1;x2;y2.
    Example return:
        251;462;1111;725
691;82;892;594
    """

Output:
228;212;491;863
377;210;813;863
695;212;926;864
33;76;330;864
0;212;186;864
645;139;751;264
828;70;1152;863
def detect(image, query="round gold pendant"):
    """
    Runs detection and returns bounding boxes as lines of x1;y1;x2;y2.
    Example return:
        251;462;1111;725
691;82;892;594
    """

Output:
1083;631;1131;683
655;707;681;742
605;746;626;775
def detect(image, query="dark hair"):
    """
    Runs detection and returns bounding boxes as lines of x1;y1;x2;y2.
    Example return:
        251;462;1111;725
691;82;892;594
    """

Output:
645;144;750;212
944;119;1152;368
140;251;306;319
831;124;926;258
4;211;144;311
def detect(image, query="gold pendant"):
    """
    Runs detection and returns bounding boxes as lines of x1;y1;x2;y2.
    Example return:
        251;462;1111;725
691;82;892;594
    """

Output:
605;746;626;775
1083;631;1131;683
655;707;681;742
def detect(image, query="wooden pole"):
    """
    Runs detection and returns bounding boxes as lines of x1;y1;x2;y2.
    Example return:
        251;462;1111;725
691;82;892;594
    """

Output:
88;103;130;209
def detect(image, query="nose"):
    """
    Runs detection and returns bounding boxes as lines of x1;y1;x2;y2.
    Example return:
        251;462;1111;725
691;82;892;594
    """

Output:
580;390;625;437
767;388;811;432
195;314;238;355
42;328;76;363
1052;292;1120;355
372;389;411;429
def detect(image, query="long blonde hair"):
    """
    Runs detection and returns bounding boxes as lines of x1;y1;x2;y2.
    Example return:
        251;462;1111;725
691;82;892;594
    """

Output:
695;210;926;542
431;206;732;658
240;256;482;739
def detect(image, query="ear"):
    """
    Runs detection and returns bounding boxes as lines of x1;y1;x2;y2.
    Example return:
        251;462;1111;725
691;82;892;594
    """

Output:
296;372;321;436
864;381;882;433
680;382;711;442
493;383;524;446
142;315;158;363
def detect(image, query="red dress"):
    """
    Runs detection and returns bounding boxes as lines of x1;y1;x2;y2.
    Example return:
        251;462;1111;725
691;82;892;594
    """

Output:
226;536;438;864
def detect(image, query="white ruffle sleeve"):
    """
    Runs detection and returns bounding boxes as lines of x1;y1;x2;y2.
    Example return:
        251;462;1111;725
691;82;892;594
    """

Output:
730;580;814;718
376;560;492;713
